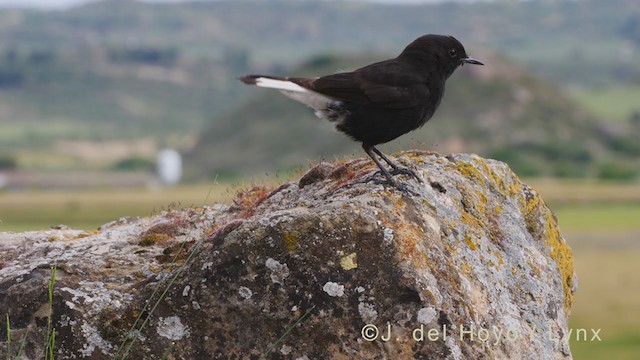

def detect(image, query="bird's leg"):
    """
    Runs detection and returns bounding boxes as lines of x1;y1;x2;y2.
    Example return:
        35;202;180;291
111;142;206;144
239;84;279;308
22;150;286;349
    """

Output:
370;145;423;183
363;144;395;184
362;144;417;195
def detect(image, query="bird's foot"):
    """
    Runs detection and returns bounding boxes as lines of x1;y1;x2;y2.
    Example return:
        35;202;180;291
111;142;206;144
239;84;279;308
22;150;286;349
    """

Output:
389;166;423;183
372;166;423;183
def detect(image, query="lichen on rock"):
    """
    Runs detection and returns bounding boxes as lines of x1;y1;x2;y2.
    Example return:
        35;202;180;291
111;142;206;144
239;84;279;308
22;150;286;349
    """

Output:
0;152;575;359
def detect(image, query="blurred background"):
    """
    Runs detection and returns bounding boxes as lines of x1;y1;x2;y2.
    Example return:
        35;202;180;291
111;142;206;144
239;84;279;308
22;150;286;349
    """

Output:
0;0;638;358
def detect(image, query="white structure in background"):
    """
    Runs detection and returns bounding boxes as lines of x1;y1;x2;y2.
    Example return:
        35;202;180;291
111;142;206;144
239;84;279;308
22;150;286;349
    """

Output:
157;148;182;185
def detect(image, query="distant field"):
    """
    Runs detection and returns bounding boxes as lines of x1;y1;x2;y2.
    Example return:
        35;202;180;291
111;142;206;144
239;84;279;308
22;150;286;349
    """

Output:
0;183;234;232
570;249;640;360
554;204;640;233
0;178;637;232
527;178;640;205
569;85;640;122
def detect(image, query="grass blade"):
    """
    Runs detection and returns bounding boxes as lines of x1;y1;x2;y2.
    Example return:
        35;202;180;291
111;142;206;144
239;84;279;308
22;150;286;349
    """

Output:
16;326;28;358
5;314;10;360
116;186;215;359
259;304;316;360
44;265;57;360
48;330;55;360
160;343;174;360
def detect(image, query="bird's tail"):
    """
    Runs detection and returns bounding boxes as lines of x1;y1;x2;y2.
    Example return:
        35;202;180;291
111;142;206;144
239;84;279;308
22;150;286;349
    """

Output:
239;74;333;112
239;75;309;93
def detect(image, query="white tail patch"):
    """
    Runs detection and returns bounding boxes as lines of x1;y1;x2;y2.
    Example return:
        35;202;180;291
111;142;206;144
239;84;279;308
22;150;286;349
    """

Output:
250;76;340;117
254;77;308;93
280;90;334;112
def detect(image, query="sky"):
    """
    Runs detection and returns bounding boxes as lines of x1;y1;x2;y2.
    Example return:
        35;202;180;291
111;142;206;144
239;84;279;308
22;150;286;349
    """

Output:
0;0;474;10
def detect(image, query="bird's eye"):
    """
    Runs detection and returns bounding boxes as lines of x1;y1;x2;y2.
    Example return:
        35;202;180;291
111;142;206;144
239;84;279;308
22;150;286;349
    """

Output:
448;49;457;58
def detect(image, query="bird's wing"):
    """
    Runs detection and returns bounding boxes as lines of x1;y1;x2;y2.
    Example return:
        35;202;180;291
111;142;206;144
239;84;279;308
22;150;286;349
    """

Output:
305;72;424;109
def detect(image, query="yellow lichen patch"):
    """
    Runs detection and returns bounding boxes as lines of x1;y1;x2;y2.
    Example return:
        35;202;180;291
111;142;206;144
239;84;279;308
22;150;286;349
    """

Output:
394;196;406;209
494;250;504;266
521;189;544;236
60;232;77;240
474;157;523;199
522;186;575;313
542;210;575;313
459;212;484;236
511;265;522;276
396;150;430;165
524;191;541;218
508;181;523;198
442;241;457;256
476;200;486;215
339;252;358;270
460;261;472;274
464;234;477;250
450;161;486;185
74;231;94;239
422;289;437;304
138;219;188;246
477;157;504;189
455;184;481;215
138;233;171;246
421;199;437;213
282;232;299;252
453;182;499;246
478;192;487;206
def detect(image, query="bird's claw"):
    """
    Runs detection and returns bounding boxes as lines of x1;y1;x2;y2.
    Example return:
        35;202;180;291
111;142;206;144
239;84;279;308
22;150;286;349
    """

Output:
362;176;385;185
389;166;423;183
372;166;423;183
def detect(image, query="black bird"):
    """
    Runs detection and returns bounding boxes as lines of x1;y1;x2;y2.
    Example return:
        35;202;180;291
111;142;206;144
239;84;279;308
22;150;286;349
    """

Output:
240;34;483;192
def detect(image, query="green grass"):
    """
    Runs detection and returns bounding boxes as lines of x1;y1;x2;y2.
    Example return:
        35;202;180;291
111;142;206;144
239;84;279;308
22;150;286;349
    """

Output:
527;178;640;204
4;267;56;360
569;85;640;122
5;314;10;360
572;332;640;360
45;265;57;360
569;249;640;360
554;204;640;233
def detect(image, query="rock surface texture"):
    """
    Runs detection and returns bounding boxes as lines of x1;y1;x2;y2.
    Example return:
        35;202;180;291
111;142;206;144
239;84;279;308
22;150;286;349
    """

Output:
0;152;576;359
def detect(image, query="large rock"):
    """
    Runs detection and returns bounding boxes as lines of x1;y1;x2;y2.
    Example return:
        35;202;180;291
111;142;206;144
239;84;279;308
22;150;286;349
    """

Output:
0;152;576;359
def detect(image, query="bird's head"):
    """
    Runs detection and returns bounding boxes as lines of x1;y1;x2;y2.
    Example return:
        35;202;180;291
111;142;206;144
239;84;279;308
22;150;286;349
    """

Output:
399;34;483;77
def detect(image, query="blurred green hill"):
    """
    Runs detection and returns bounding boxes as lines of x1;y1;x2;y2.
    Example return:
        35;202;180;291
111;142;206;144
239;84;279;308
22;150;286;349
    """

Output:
1;0;636;84
0;0;638;176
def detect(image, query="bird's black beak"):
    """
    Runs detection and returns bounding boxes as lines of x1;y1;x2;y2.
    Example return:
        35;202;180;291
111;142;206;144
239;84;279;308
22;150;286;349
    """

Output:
461;57;484;66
